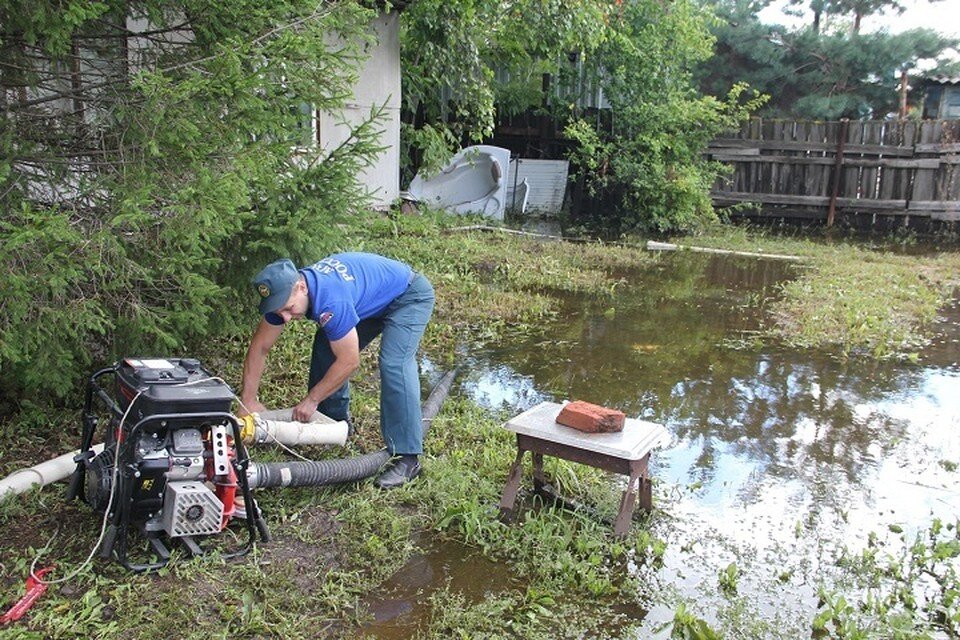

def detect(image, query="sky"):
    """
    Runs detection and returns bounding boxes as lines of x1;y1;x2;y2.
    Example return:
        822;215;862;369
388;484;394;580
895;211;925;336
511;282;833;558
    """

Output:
758;0;960;37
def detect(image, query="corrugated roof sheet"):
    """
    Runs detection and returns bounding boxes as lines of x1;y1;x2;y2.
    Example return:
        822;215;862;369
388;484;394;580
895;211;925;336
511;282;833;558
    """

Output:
507;159;569;215
924;75;960;85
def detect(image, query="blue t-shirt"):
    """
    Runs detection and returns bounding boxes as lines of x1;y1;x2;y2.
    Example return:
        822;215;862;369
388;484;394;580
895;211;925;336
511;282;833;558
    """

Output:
265;253;412;341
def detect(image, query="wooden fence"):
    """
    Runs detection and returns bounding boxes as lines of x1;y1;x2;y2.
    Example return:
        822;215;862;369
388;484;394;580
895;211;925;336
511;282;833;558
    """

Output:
708;118;960;225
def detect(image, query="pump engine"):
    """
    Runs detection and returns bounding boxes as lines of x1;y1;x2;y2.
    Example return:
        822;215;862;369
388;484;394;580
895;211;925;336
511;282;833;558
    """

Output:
68;358;268;571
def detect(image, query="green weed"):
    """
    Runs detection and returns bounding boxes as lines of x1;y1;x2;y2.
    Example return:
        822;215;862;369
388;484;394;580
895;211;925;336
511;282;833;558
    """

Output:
666;602;721;640
815;519;960;638
719;562;740;595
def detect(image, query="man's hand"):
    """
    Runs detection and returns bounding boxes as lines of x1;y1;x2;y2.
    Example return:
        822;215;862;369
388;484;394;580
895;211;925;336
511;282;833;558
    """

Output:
237;399;267;417
292;396;320;422
292;329;360;423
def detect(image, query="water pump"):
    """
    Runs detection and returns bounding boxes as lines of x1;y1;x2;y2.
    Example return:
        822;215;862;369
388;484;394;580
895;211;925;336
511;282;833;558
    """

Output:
67;358;269;572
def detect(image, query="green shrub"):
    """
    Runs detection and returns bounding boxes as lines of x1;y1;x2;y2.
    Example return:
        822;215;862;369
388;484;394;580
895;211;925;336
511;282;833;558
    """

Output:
564;0;766;233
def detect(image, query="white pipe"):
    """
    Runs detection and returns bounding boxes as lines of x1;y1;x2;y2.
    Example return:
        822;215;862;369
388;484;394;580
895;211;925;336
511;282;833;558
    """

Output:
0;443;105;499
645;240;806;262
251;409;349;446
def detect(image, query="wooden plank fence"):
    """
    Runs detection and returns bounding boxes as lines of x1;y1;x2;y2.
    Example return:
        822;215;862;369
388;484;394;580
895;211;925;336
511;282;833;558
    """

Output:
709;118;960;224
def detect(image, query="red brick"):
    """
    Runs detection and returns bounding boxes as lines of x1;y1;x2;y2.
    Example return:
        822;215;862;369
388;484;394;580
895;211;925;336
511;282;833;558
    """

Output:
556;401;625;433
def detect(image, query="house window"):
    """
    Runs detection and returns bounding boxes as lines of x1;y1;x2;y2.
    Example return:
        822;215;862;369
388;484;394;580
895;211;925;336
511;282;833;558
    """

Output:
945;88;960;119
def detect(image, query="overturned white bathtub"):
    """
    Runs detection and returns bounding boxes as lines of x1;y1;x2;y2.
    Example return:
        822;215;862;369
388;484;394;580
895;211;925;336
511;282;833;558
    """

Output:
404;145;511;221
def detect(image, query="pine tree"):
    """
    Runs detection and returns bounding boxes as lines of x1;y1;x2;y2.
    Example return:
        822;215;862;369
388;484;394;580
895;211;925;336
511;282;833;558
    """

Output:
0;0;385;399
698;0;959;118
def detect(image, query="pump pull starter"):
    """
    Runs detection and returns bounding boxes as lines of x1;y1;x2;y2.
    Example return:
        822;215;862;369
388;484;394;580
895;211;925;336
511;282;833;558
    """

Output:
0;566;54;625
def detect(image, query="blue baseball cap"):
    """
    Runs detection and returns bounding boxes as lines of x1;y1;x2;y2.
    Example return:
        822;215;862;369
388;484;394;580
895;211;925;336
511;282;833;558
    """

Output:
252;259;299;316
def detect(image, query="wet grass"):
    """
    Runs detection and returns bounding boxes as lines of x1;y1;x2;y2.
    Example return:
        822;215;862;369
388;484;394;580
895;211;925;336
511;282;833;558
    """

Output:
2;213;958;638
674;225;960;359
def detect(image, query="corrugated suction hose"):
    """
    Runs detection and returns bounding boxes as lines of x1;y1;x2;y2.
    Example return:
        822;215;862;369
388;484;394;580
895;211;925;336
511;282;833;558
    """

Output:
248;368;457;489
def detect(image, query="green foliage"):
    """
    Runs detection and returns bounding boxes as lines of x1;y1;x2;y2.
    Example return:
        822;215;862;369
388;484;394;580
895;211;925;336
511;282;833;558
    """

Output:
667;602;722;639
399;0;612;174
400;0;761;233
565;1;765;233
0;1;385;402
815;519;960;638
399;122;460;184
719;562;740;594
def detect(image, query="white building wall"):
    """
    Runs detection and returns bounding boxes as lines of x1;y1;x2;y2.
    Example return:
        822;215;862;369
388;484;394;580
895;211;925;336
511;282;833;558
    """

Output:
318;11;401;209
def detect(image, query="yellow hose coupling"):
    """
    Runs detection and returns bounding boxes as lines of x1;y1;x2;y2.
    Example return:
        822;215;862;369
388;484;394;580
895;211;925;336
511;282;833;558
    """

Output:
238;414;258;444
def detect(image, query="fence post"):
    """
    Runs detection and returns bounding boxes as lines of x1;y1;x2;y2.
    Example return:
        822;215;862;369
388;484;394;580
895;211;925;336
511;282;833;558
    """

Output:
827;118;849;227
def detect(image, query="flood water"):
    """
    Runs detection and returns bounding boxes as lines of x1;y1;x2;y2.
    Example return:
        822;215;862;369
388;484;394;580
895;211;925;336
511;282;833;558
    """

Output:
364;250;960;637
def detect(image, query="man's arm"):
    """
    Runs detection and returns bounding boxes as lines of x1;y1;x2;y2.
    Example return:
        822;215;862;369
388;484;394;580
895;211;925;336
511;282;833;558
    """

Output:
238;319;285;415
291;327;361;422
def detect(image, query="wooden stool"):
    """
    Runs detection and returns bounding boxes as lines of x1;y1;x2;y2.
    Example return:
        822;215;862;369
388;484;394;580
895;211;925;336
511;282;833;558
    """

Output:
498;402;668;537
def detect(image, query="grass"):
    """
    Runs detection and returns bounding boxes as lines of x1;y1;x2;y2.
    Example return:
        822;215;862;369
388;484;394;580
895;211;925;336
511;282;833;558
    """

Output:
0;212;663;639
674;225;960;359
1;213;958;638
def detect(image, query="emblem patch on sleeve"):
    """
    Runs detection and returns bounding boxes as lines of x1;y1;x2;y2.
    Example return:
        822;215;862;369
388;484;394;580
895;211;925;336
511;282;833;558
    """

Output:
318;311;334;327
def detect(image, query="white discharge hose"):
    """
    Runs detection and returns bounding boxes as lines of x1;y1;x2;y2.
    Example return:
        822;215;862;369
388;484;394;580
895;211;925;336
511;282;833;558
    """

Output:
0;443;105;499
242;409;349;447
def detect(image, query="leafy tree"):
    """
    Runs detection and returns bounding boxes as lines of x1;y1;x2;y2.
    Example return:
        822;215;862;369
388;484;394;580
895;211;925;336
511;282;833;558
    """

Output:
0;0;384;400
564;0;764;233
401;0;760;233
399;0;612;175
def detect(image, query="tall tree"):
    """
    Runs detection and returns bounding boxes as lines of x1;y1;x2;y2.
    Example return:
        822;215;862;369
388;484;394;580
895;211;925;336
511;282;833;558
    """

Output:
564;0;763;233
823;0;907;33
698;0;959;118
789;0;910;33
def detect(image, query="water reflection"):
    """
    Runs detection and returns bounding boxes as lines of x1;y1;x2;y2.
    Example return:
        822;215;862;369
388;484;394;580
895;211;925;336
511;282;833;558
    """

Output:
461;251;960;628
361;537;515;639
469;254;959;520
374;251;960;635
475;255;798;417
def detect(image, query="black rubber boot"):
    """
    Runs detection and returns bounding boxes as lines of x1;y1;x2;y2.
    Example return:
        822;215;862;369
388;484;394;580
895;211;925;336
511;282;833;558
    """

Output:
374;455;421;489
